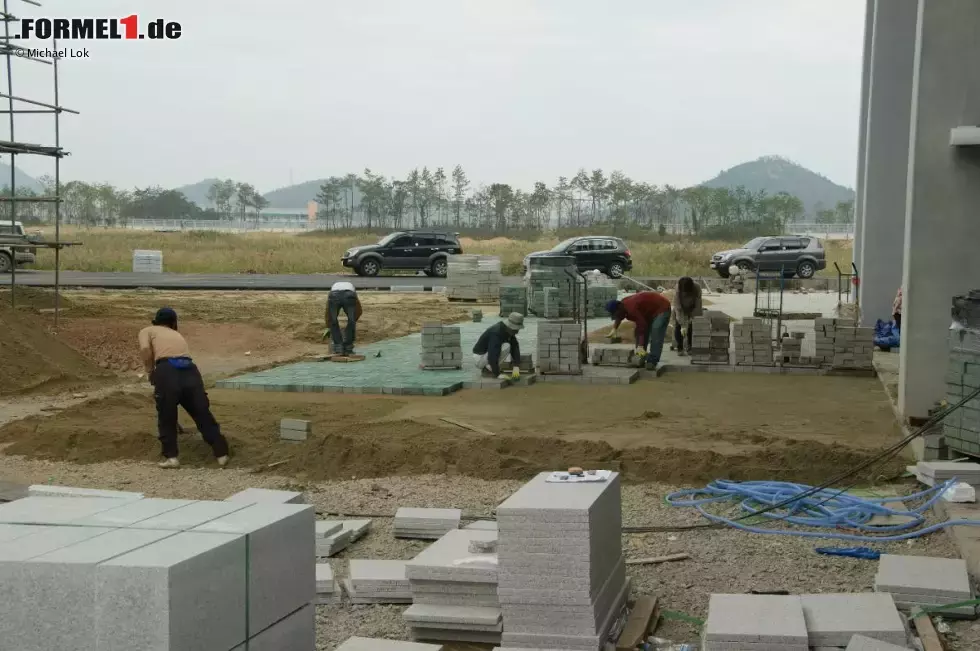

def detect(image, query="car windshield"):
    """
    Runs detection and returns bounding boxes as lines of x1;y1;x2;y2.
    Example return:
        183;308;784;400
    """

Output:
377;233;403;246
742;237;767;250
550;238;578;253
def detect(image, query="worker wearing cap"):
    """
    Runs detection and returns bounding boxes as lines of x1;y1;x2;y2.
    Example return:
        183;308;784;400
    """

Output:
138;307;230;469
472;312;524;379
606;291;672;370
325;281;363;355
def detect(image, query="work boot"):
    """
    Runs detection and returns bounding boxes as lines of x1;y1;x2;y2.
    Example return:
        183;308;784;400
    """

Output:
217;455;229;468
677;350;687;357
158;457;180;469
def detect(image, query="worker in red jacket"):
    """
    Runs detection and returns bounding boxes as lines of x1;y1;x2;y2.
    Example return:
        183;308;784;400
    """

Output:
606;291;672;370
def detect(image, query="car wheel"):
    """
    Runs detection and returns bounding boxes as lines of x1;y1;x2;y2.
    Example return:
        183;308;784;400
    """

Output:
608;262;624;278
431;258;448;278
736;261;753;272
0;252;11;274
359;258;381;277
797;261;816;279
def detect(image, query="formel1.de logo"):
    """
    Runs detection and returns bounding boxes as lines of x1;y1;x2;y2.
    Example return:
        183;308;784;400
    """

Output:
13;16;182;40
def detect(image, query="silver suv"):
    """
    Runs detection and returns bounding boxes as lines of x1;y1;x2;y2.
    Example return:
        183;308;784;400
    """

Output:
710;236;826;279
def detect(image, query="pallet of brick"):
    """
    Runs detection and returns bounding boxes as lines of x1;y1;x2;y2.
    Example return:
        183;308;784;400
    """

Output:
945;328;980;457
315;563;342;604
536;320;583;374
226;487;306;505
280;418;311;442
344;559;413;604
874;554;975;618
702;594;809;651
496;471;630;651
447;255;501;302
800;593;908;647
335;637;444;651
690;314;730;365
394;507;462;539
499;285;528;317
404;529;502;644
833;321;875;370
527;256;577;317
420;323;463;370
585;284;618;318
590;344;635;367
814;317;837;365
732;317;771;366
845;634;913;651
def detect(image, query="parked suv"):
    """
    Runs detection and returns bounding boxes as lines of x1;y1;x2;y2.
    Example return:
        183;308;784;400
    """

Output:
0;221;41;273
342;230;463;277
522;236;633;278
710;236;826;279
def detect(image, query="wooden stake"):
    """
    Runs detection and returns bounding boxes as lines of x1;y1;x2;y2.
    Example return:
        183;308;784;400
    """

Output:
913;614;945;651
625;553;690;566
439;417;497;437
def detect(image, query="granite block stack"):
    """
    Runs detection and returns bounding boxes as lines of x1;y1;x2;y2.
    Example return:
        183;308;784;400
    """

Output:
690;313;731;365
875;554;975;618
527;256;577;318
499;286;528;317
420;324;463;370
732;317;772;366
447;255;501;302
542;287;560;318
132;249;163;273
590;344;635;367
778;332;806;365
315;563;342;604
394;508;462;540
702;594;808;651
315;518;371;557
799;593;907;648
916;461;980;487
946;319;980;457
344;559;412;604
0;493;316;651
280;418;311;442
496;472;629;651
404;529;501;644
536;320;583;374
226;487;306;505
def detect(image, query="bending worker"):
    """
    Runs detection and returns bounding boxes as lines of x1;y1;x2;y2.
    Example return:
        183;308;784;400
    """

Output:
473;312;524;379
671;276;703;356
138;307;230;469
606;291;672;371
325;280;363;356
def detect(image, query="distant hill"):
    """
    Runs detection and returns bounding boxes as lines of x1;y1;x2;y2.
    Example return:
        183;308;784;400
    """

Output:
174;178;222;208
0;163;42;193
700;155;854;216
262;179;328;210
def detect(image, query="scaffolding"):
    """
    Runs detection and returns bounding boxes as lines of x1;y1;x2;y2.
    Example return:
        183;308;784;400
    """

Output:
1;0;81;328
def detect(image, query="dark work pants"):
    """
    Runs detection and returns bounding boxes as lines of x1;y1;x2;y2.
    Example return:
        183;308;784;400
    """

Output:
153;361;229;459
894;313;902;330
327;289;358;354
643;312;671;368
674;322;692;350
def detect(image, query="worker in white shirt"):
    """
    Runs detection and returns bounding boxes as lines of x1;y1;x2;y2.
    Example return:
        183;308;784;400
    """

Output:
324;281;363;355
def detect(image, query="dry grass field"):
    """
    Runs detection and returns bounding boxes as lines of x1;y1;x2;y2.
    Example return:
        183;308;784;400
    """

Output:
33;227;853;277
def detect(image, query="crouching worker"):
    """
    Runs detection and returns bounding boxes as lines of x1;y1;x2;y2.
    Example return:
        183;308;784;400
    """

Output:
606;291;672;370
139;308;230;469
473;312;523;379
325;281;363;355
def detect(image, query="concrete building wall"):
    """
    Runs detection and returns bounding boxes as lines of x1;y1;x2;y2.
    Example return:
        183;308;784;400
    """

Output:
856;0;918;327
852;0;876;281
898;0;980;419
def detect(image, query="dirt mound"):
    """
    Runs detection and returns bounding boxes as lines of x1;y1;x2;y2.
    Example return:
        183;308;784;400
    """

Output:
0;287;74;311
0;306;113;395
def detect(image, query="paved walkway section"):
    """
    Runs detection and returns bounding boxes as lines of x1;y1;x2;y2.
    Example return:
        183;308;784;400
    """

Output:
217;317;543;395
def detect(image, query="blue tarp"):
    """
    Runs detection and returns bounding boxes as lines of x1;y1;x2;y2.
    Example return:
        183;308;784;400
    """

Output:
874;319;900;348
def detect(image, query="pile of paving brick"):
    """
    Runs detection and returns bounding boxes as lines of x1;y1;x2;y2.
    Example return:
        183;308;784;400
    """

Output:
946;294;980;458
690;313;731;365
499;285;528;316
536;320;583;374
875;554;975;618
590;344;635;367
584;283;618;318
813;318;874;369
496;472;629;651
344;559;413;604
403;529;502;644
732;317;772;366
315;563;342;604
394;507;461;540
315;518;371;557
420;323;463;370
0;491;315;651
777;331;809;365
446;255;501;302
527;256;577;317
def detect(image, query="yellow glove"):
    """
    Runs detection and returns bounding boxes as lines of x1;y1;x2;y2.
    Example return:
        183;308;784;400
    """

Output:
511;367;520;380
634;347;647;358
608;326;619;337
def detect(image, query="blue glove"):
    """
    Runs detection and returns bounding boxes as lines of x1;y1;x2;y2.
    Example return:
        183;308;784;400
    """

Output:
814;546;880;560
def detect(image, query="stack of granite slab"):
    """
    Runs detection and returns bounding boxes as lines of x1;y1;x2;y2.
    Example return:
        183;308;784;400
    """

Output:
0;493;315;651
27;484;144;500
499;285;528;317
336;637;443;651
394;507;461;540
800;593;908;648
874;554;975;618
404;528;501;644
315;518;372;557
702;594;809;651
226;487;306;504
315;563;342;604
845;635;913;651
915;461;980;487
496;471;629;651
420;324;463;370
464;520;498;531
344;559;413;604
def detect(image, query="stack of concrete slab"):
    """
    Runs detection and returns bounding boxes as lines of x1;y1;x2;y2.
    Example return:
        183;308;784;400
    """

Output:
280;418;311;442
702;594;808;650
800;593;907;648
499;285;528;317
420;324;463;370
845;634;913;651
690;313;731;365
732;317;771;366
132;249;163;273
315;518;372;557
527;256;577;318
0;494;316;651
344;559;413;604
226;487;306;504
536;320;582;374
496;471;629;651
315;563;342;604
916;460;980;486
832;322;875;369
874;554;975;618
447;255;501;302
27;485;143;500
404;528;501;644
945;326;980;457
395;507;462;539
590;344;635;367
335;637;443;651
464;520;498;531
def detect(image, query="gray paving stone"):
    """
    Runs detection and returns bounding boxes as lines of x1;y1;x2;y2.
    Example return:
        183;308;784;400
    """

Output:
845;634;913;651
127;500;251;531
404;603;501;626
704;594;808;645
335;636;443;651
799;593;906;647
0;525;115;562
0;523;49;542
225;487;306;505
192;503;315;635
27;485;144;500
875;554;972;598
0;496;125;525
410;627;501;644
463;520;497;531
314;520;344;538
406;529;498;583
245;603;315;651
95;531;248;651
71;498;195;527
280;418;312;432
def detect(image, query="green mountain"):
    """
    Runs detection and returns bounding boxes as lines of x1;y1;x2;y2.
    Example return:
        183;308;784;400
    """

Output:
0;163;42;193
700;155;854;216
262;179;331;210
173;178;222;208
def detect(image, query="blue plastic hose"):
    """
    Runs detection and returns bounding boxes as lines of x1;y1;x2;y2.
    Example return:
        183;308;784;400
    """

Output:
666;478;980;542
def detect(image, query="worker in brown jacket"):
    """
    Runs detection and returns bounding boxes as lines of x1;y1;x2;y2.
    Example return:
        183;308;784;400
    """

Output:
139;307;230;469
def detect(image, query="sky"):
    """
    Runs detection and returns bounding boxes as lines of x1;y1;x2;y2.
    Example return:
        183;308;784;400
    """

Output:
5;0;865;193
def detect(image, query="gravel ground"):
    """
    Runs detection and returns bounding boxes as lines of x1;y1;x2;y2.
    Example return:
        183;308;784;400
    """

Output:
1;454;978;650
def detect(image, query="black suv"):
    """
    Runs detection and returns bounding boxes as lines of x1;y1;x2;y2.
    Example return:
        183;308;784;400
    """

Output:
522;236;633;277
342;231;463;277
710;236;826;279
